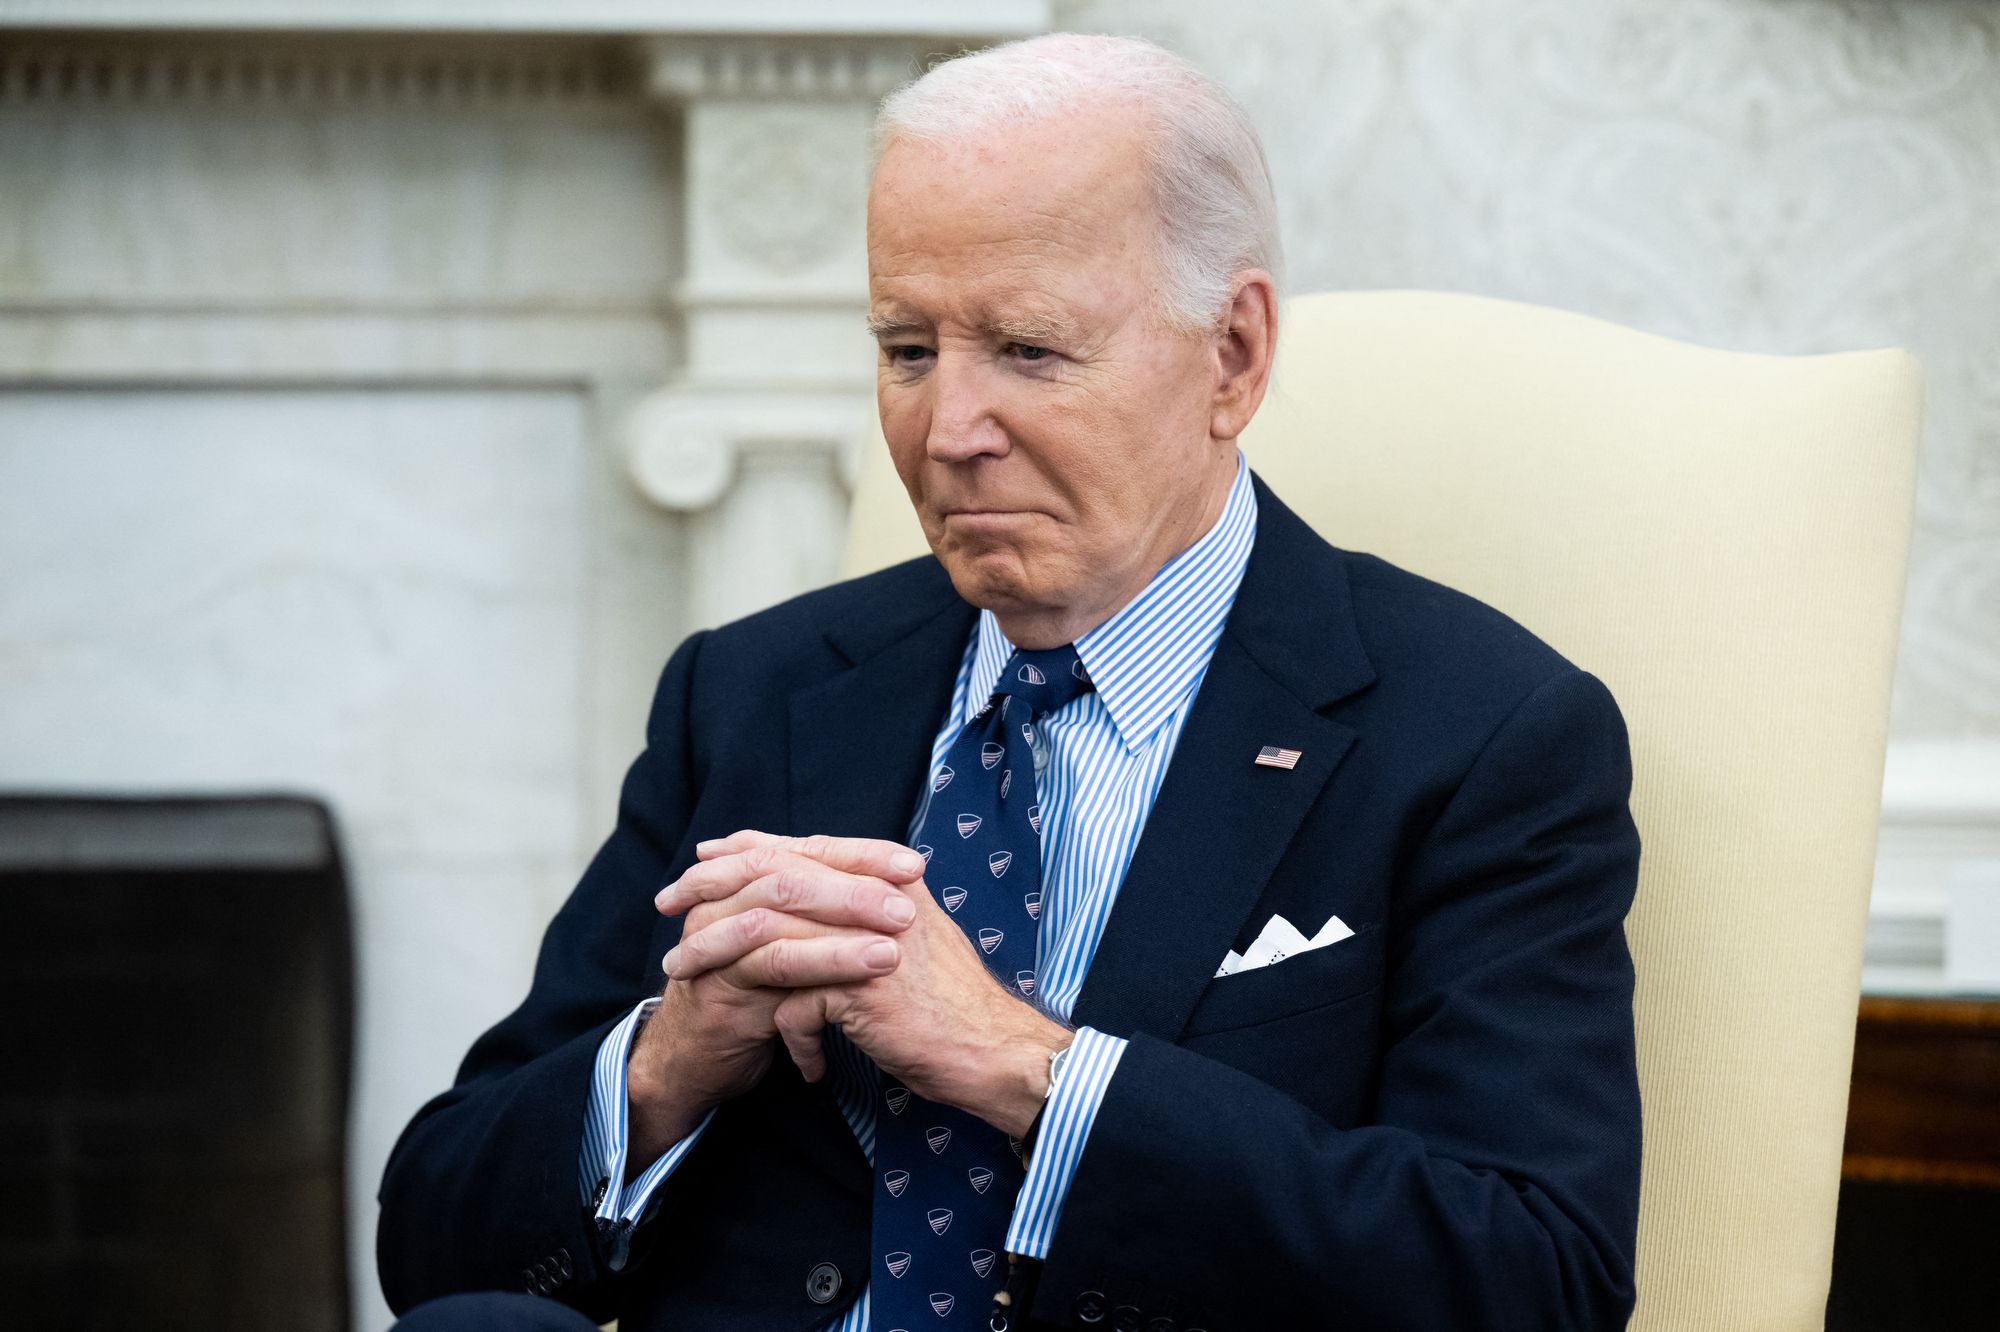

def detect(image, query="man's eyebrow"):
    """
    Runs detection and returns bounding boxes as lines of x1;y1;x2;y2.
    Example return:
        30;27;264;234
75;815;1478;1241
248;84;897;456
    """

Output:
985;310;1086;346
864;306;1089;345
865;311;926;339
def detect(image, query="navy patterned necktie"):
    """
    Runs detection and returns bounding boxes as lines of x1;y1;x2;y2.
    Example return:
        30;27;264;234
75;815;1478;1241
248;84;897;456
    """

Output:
870;644;1094;1329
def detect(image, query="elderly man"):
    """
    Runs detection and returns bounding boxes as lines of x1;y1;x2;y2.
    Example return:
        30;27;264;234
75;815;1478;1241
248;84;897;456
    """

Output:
378;32;1642;1332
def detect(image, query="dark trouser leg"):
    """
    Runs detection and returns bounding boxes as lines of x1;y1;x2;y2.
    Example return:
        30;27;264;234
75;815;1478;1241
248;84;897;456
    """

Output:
390;1292;604;1332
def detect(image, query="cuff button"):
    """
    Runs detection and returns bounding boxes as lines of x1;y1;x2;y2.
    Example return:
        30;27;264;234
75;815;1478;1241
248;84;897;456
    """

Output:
1074;1290;1107;1323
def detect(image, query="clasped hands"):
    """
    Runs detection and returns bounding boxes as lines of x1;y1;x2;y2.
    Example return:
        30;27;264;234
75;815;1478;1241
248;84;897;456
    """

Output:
624;831;1070;1166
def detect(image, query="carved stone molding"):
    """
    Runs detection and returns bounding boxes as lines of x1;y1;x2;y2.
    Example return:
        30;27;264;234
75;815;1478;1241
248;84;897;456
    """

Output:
1866;741;2000;993
624;386;874;512
703;107;869;273
645;36;931;103
623;24;1028;517
0;34;641;107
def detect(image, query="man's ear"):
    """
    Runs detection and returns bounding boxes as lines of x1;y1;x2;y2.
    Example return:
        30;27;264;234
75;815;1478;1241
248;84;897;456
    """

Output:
1209;272;1278;443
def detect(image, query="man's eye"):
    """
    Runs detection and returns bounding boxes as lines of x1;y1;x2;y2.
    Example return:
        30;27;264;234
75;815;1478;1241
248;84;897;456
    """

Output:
1008;343;1051;362
887;345;933;366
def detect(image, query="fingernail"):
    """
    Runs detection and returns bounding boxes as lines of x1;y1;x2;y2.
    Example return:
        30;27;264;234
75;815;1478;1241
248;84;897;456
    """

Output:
695;838;723;856
885;895;916;925
863;940;897;968
891;850;923;877
661;947;680;975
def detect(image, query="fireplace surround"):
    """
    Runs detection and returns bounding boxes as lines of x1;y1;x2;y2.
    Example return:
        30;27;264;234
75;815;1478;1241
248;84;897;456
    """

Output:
0;795;353;1330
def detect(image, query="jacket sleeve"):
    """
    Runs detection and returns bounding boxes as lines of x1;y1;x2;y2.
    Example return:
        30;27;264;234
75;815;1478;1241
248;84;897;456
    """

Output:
580;996;718;1268
375;631;710;1320
1028;668;1644;1332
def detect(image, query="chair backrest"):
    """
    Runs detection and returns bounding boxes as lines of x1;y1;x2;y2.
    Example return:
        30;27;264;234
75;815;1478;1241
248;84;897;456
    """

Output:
840;289;1923;1329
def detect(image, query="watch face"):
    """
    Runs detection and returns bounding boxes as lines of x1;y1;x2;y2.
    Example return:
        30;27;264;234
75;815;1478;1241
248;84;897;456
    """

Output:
1048;1043;1072;1091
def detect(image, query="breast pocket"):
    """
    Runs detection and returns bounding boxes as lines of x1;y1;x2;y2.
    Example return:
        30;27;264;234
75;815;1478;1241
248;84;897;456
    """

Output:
1180;927;1382;1037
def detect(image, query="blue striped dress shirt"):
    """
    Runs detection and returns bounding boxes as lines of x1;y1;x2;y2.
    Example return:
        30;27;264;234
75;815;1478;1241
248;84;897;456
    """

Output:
581;451;1259;1325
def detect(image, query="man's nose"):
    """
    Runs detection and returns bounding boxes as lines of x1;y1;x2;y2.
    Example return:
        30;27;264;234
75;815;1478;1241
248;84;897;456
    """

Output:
924;351;1010;462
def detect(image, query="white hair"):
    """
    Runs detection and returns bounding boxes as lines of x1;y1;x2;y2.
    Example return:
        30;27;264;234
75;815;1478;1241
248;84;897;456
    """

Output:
873;32;1282;333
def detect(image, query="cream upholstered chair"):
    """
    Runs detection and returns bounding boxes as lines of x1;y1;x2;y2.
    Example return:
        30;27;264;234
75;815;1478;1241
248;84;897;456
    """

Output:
840;289;1924;1330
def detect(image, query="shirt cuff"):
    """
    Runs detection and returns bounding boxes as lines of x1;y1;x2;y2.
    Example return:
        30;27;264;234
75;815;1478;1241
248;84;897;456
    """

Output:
579;997;718;1270
1002;1025;1128;1259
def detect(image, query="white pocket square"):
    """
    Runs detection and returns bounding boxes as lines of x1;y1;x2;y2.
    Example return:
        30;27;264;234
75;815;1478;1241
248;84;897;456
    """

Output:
1214;912;1355;978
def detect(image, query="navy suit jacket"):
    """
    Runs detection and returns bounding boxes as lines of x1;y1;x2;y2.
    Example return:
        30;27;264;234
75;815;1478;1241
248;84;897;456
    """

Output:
377;475;1643;1331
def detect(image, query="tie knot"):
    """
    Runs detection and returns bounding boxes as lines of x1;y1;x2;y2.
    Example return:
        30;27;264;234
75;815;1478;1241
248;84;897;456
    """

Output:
995;645;1093;719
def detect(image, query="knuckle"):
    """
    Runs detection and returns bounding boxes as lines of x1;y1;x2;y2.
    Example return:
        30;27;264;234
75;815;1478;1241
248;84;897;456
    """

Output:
761;940;796;987
675;933;706;970
800;833;832;861
768;868;806;911
736;907;772;942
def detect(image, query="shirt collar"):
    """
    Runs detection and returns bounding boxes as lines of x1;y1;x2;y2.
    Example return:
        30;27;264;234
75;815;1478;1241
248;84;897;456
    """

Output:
964;451;1259;753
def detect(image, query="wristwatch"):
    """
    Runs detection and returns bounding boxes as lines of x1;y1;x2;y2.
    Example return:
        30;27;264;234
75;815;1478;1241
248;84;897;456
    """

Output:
1015;1039;1073;1168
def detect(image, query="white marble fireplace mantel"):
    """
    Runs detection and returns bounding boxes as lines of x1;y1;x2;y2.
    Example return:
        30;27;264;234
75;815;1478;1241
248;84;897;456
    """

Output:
0;0;1049;34
0;0;1051;636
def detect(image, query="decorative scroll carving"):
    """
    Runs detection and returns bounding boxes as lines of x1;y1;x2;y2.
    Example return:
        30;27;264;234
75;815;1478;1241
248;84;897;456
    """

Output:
623;386;874;512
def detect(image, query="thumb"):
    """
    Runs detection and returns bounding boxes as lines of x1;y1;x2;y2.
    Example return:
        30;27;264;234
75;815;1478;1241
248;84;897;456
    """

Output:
773;988;833;1083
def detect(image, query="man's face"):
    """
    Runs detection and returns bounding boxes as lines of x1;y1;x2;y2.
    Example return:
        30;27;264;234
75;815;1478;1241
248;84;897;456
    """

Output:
867;107;1230;639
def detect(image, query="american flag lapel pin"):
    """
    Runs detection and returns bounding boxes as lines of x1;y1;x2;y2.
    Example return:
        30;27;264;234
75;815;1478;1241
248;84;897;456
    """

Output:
1254;745;1302;770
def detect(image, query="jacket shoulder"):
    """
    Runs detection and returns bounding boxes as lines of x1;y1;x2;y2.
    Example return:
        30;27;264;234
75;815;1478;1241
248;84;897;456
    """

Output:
688;555;957;689
709;555;950;647
1336;548;1598;707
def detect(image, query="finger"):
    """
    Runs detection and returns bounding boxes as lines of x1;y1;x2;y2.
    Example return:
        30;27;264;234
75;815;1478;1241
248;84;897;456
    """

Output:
665;909;896;983
773;988;833;1083
657;845;922;921
657;843;801;916
747;863;920;934
665;906;808;980
717;932;900;990
693;830;927;883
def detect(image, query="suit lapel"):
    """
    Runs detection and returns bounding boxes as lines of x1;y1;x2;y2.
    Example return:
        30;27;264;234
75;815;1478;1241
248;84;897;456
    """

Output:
788;562;977;845
1070;478;1377;1042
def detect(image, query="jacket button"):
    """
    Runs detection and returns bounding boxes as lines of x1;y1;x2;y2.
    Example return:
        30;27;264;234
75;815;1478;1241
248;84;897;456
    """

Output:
1112;1306;1142;1332
555;1247;573;1278
805;1260;843;1305
1075;1290;1108;1323
520;1267;538;1294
